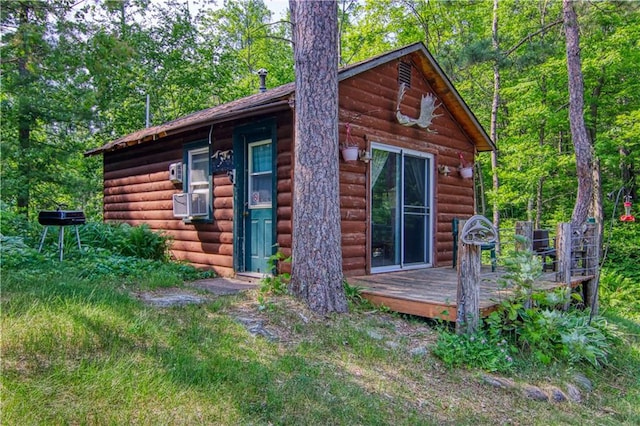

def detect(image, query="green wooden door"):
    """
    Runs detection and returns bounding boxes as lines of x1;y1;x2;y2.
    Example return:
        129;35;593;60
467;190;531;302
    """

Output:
245;140;273;273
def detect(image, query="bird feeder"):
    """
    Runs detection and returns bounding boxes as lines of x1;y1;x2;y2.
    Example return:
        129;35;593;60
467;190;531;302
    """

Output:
620;195;636;222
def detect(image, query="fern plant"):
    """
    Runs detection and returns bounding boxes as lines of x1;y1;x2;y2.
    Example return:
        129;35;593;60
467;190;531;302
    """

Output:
485;245;619;368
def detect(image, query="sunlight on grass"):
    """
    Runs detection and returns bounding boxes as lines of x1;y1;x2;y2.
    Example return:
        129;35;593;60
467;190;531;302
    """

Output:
2;247;640;424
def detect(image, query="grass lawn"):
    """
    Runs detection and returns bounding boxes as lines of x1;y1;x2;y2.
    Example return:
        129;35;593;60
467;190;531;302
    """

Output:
2;261;639;425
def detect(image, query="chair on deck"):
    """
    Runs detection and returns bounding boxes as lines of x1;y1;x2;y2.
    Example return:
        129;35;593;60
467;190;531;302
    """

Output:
452;217;497;272
533;229;556;271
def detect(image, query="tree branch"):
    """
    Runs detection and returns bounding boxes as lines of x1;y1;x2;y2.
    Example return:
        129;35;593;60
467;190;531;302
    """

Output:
504;19;563;57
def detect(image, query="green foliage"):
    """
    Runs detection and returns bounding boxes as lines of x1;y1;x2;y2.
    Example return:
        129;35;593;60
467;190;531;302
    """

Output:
0;235;45;270
2;240;210;288
436;244;620;371
198;0;294;101
488;298;618;368
1;1;99;218
600;222;640;320
0;212;210;285
498;235;543;297
603;222;640;282
0;204;42;245
434;328;515;372
258;251;291;307
600;270;640;321
1;206;173;265
80;222;171;261
72;248;210;284
486;249;618;368
343;280;365;305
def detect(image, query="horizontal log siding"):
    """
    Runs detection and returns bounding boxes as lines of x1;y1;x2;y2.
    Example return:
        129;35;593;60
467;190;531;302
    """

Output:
103;114;293;276
338;60;476;272
275;116;293;274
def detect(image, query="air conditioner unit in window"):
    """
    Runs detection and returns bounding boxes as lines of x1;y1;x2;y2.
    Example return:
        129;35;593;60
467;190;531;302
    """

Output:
172;193;208;218
169;162;183;183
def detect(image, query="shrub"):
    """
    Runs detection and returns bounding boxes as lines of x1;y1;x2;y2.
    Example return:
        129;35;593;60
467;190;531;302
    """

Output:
434;244;619;371
0;235;45;269
434;328;515;372
80;222;171;261
602;222;640;282
486;247;619;368
1;218;212;287
0;205;41;245
600;269;640;320
257;251;290;308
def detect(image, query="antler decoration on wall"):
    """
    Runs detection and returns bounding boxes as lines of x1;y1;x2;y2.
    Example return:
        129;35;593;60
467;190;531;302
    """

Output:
396;83;442;132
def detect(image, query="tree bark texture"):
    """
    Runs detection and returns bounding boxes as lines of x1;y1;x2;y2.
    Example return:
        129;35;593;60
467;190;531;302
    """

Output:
289;0;347;315
555;222;573;309
490;0;501;253
563;0;593;227
456;243;481;335
456;220;480;334
515;221;533;252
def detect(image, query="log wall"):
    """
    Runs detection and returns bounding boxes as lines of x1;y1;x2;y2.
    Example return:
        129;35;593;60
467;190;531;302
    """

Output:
103;112;293;277
338;57;476;275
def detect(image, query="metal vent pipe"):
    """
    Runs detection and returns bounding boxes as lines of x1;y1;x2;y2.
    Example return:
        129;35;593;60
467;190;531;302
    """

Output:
257;68;268;93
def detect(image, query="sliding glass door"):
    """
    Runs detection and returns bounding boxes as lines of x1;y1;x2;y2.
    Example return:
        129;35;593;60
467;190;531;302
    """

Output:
370;144;433;272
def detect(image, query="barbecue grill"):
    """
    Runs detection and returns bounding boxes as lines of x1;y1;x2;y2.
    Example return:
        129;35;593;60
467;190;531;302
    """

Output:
37;210;86;261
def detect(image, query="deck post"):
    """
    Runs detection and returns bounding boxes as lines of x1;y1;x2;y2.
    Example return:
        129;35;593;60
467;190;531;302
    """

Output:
515;221;534;308
456;220;481;334
583;222;600;315
515;221;533;251
555;222;572;309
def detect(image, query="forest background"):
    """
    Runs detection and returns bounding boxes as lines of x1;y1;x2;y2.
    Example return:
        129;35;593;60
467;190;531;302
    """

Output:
1;0;638;231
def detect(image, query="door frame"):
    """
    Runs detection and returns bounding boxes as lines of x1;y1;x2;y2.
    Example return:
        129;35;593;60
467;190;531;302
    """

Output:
232;118;277;274
369;142;434;273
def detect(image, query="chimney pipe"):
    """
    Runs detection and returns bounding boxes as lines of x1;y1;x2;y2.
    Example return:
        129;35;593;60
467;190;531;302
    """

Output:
257;68;268;93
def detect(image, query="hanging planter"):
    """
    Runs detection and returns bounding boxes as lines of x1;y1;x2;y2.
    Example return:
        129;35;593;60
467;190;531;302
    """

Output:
341;146;359;161
341;123;359;162
457;152;473;179
459;166;473;179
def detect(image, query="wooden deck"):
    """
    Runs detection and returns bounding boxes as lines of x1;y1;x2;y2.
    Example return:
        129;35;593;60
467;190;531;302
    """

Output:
352;267;593;321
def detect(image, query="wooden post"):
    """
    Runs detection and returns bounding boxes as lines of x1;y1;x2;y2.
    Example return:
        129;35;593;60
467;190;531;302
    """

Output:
515;221;534;308
456;220;481;334
515;221;533;251
583;222;600;314
555;222;572;309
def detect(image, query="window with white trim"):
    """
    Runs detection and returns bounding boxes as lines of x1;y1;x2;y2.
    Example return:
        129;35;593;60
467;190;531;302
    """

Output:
172;143;211;220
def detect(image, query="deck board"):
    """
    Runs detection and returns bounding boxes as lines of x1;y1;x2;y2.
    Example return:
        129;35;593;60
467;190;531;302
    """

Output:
352;267;593;321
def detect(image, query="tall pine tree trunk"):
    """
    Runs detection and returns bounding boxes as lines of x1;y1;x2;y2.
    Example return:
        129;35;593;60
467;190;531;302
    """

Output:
563;0;593;227
289;0;347;315
490;0;501;251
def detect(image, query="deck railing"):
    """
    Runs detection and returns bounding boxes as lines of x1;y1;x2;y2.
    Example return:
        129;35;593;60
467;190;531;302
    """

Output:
456;219;601;334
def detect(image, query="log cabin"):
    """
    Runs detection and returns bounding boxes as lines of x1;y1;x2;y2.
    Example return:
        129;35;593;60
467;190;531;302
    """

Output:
86;42;495;278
